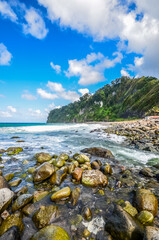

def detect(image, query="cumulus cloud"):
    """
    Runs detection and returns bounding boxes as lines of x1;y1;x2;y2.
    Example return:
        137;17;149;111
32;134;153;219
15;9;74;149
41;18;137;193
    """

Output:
37;88;58;100
7;105;17;113
0;110;12;118
60;90;80;102
50;62;61;74
78;88;89;96
23;7;48;39
65;52;123;85
45;103;61;113
0;0;17;22
0;43;12;65
121;69;130;77
28;108;42;117
21;91;37;100
47;81;65;92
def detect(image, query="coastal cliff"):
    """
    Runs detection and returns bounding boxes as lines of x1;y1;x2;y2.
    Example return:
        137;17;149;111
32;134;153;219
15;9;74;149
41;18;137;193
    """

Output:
47;76;159;123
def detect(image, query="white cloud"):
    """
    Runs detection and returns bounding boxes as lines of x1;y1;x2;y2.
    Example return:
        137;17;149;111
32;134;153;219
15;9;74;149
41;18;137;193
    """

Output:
47;81;65;92
0;0;17;22
0;110;12;118
22;91;37;100
7;105;17;113
28;108;42;117
0;43;12;66
23;7;48;39
45;103;61;113
37;88;58;100
65;52;123;85
121;69;130;77
60;90;80;102
134;57;144;67
78;88;89;96
50;62;61;74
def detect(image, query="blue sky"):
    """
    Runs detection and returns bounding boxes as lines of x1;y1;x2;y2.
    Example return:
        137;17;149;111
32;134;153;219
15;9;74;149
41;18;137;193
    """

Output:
0;0;159;122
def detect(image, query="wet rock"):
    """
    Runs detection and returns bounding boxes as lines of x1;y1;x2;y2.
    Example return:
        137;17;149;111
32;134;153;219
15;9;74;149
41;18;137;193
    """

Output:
33;191;49;202
50;170;67;185
135;189;158;216
83;228;90;237
6;147;23;153
22;203;35;216
58;153;69;161
72;168;83;181
54;159;65;168
82;170;108;187
0;212;24;236
0;226;20;240
15;186;28;197
0;149;5;154
82;147;114;159
68;163;76;174
12;194;33;212
35;152;52;163
51;186;71;201
0;188;14;213
96;231;112;240
137;211;154;225
27;167;36;174
1;210;10;220
91;161;100;170
83;207;92;221
0;176;9;189
4;173;14;182
33;162;55;182
76;154;90;164
32;205;59;229
144;226;159;240
123;201;138;217
105;205;144;240
139;168;154;178
101;163;113;175
30;225;70;240
71;187;80;206
9;178;22;187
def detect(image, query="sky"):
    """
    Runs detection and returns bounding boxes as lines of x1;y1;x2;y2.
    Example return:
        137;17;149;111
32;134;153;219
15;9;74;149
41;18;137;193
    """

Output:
0;0;159;122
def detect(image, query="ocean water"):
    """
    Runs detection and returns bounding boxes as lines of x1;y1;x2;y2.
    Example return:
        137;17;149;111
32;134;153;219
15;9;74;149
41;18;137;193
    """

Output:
0;122;159;188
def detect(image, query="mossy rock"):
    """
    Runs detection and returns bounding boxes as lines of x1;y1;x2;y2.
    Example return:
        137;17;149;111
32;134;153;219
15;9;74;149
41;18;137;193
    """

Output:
137;210;154;225
33;191;49;202
123;201;138;217
9;178;22;187
4;173;14;182
58;153;69;161
35;152;52;163
51;187;71;201
27;167;36;174
30;225;70;240
12;194;33;212
76;154;90;164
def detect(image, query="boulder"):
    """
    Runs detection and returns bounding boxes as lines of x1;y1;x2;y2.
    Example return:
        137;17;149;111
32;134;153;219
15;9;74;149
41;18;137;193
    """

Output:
9;179;22;187
0;176;9;189
33;162;54;182
32;205;59;229
0;226;20;240
75;154;90;164
82;170;108;187
0;188;14;213
139;168;154;178
6;147;23;153
50;170;67;185
72;168;83;181
82;147;114;159
137;211;154;225
58;153;69;161
105;205;144;240
0;212;24;236
51;187;71;201
35;152;52;163
30;225;70;240
144;226;159;240
12;194;33;212
134;189;158;216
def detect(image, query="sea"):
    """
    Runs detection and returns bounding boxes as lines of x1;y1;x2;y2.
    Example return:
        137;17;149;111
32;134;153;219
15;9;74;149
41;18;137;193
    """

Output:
0;122;159;189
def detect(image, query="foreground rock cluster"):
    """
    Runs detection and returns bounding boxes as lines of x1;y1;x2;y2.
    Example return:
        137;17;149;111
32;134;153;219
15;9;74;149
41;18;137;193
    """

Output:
0;146;159;240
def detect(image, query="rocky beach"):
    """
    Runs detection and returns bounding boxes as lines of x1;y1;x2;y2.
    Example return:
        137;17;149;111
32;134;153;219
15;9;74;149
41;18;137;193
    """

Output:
0;122;158;240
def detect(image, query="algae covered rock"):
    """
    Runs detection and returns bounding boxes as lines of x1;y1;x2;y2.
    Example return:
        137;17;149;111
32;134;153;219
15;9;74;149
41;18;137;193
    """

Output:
12;194;33;212
0;176;9;189
0;188;14;213
82;170;108;187
9;178;22;187
123;201;138;217
135;189;158;216
71;187;80;206
32;205;59;229
0;212;24;236
30;225;70;240
33;162;54;182
137;211;154;225
76;154;90;164
50;170;67;185
51;186;71;201
82;147;114;159
58;153;69;161
33;191;49;202
4;173;14;182
0;226;20;240
35;152;52;163
72;168;83;181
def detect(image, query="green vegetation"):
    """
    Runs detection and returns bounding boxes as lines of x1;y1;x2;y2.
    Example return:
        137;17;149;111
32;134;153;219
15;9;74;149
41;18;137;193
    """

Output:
47;76;159;123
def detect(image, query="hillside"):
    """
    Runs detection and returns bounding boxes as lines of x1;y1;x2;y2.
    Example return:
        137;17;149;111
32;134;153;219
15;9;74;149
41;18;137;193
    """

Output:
47;76;159;123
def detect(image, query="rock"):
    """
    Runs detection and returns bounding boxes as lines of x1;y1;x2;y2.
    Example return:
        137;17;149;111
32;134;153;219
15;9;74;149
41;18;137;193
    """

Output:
1;210;10;220
76;154;90;164
135;189;158;216
123;201;138;217
9;178;22;187
12;194;33;212
54;159;65;168
22;203;35;216
71;187;80;206
15;186;28;197
30;225;70;240
144;226;159;240
0;212;24;236
33;191;49;202
58;153;69;161
83;228;90;237
137;211;154;225
0;226;20;240
82;147;114;159
101;163;113;175
72;168;83;181
0;188;14;213
4;173;14;182
51;187;71;201
6;147;23;154
35;152;52;163
105;205;144;240
0;176;9;189
32;205;59;229
139;168;154;178
82;170;108;187
33;162;55;182
68;164;75;174
50;170;67;185
0;149;5;154
28;167;36;174
91;161;100;170
83;207;92;221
